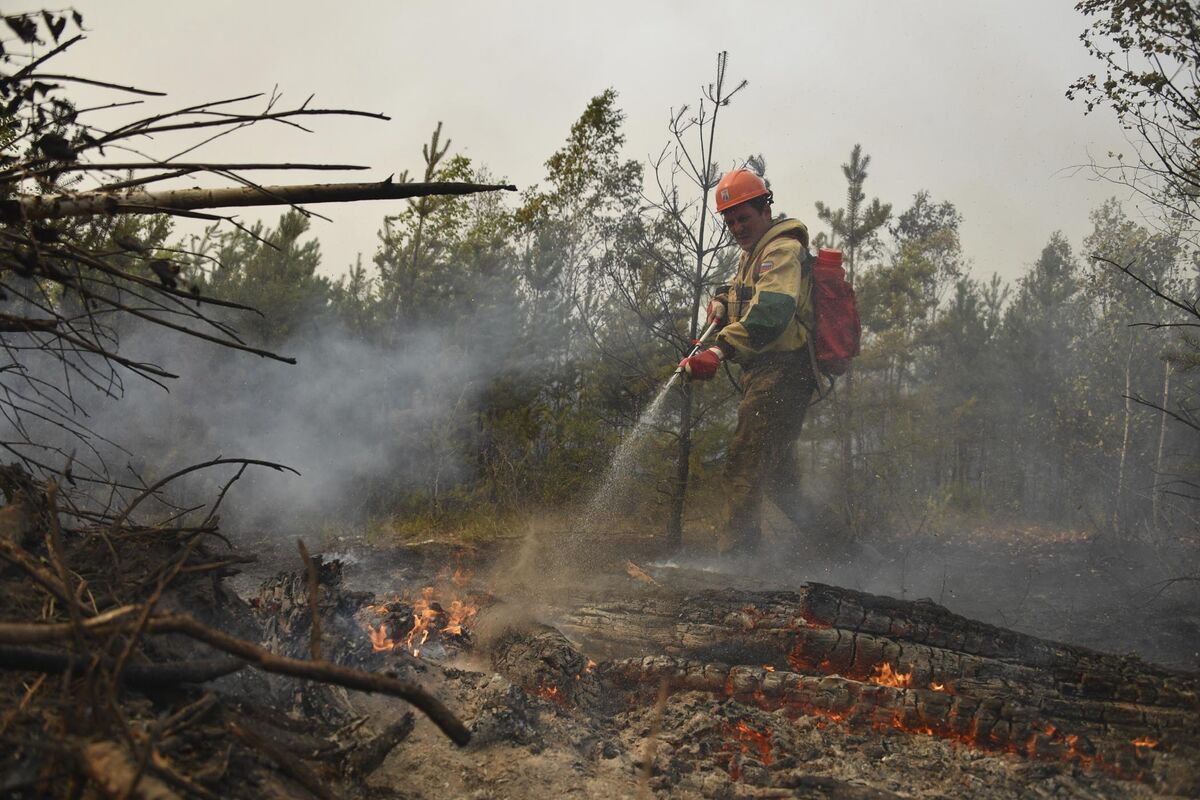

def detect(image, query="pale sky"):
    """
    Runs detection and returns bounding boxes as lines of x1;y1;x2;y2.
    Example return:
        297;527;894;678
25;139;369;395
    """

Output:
55;1;1132;285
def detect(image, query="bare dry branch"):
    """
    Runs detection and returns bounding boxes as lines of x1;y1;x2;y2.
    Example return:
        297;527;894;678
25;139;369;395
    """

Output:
1;180;518;223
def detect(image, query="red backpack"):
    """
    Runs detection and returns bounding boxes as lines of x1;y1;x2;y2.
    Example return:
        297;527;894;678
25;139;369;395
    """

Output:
806;247;860;376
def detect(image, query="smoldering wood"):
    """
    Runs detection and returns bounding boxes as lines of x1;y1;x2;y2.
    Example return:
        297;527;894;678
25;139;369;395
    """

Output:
554;581;1198;792
343;712;416;777
228;721;336;800
490;621;602;710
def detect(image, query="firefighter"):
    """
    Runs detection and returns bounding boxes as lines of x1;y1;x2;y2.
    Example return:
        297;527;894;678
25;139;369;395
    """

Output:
678;169;817;556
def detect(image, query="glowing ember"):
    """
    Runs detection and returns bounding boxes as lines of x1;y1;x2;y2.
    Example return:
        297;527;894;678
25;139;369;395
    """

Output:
536;685;565;705
930;681;946;692
724;720;773;766
869;662;913;689
1132;737;1157;750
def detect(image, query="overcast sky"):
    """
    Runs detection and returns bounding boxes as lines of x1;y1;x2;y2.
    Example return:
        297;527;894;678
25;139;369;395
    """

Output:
56;1;1132;285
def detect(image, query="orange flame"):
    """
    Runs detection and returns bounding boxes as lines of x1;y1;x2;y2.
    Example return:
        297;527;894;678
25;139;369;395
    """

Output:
1132;737;1157;750
368;622;403;652
930;681;946;692
362;567;480;658
869;662;913;689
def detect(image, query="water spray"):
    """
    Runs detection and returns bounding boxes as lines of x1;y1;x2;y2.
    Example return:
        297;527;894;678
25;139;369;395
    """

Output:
574;319;721;537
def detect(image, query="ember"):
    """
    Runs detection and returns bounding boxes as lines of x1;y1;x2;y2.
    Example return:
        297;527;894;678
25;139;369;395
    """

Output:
728;720;773;765
536;685;565;705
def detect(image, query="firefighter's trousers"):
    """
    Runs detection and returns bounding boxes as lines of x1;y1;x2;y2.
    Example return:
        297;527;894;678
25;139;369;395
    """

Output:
717;349;817;555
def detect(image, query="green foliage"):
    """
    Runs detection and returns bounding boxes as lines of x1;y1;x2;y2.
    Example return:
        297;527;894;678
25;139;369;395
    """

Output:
814;144;892;280
136;78;1200;543
1069;0;1200;234
196;211;332;344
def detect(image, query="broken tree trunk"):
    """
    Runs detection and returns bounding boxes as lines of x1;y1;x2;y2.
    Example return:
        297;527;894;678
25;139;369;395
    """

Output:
0;180;517;222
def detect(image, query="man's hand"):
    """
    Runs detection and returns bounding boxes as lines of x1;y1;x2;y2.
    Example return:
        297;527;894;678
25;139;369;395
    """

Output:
679;347;724;380
706;294;728;327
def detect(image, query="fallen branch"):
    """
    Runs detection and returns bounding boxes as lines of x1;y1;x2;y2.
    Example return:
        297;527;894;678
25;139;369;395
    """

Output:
146;613;471;746
229;721;335;800
0;609;471;745
345;712;415;777
1;180;518;222
0;644;245;687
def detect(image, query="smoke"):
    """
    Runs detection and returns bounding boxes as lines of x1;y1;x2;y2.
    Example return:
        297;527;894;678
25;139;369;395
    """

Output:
3;313;506;538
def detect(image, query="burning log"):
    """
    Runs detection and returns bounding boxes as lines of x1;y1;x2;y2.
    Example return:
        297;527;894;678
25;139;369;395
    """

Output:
555;582;1200;793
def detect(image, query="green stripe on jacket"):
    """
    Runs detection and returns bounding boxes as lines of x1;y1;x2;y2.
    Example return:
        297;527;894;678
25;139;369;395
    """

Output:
742;290;796;350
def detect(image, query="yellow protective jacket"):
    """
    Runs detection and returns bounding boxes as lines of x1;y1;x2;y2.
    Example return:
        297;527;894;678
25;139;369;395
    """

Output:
715;218;813;364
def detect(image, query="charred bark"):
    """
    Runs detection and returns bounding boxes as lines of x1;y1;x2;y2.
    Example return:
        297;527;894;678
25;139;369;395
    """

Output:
491;622;602;711
555;581;1199;792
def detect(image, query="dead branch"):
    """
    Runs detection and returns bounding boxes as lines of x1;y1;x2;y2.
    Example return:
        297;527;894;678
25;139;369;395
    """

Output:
0;605;138;641
1;180;518;223
229;721;335;800
110;458;300;533
0;606;470;744
297;539;321;661
143;613;471;746
344;712;415;777
0;644;245;687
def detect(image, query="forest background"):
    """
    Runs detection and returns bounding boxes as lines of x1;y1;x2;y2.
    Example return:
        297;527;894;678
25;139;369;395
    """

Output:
99;83;1197;556
9;2;1200;584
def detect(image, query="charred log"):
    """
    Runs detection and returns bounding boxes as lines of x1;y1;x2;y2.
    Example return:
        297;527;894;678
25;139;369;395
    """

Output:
556;582;1199;793
490;622;602;711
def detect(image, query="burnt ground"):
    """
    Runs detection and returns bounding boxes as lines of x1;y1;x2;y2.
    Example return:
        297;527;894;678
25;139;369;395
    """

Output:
229;519;1200;799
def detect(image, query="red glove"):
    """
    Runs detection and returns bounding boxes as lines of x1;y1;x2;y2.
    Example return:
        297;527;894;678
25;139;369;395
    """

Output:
679;347;724;380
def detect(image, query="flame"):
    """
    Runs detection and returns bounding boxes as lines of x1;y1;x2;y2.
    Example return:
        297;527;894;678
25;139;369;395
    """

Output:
368;622;397;652
361;566;480;658
869;662;913;689
719;667;1143;781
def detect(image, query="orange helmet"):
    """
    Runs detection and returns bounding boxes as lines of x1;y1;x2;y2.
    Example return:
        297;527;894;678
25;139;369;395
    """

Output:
714;169;771;213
